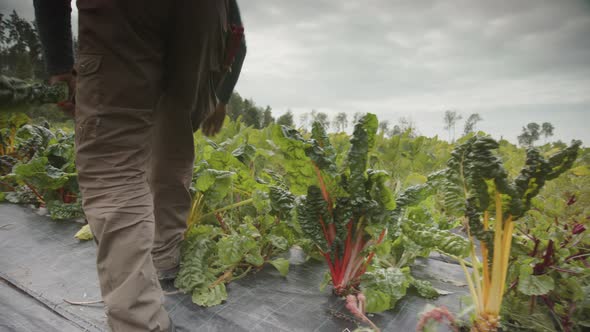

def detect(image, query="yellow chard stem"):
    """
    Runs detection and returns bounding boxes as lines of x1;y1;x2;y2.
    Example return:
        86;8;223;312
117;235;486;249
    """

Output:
488;191;504;315
481;211;490;308
468;230;484;312
459;258;480;315
499;215;514;301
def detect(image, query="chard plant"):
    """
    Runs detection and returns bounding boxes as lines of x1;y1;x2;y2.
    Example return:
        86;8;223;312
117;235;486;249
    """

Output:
359;179;471;314
276;113;394;295
439;136;581;331
175;135;298;306
501;154;590;332
1;113;82;220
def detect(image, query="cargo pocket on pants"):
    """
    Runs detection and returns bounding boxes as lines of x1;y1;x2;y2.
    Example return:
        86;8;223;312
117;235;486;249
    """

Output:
75;54;103;110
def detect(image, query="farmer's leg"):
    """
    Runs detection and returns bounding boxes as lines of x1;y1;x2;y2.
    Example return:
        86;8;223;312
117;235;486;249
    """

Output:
150;0;229;273
149;90;194;273
75;1;172;331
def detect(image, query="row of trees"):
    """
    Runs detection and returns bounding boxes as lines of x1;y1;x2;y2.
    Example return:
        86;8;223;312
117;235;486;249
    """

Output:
517;122;554;147
442;110;483;143
226;96;423;139
442;110;556;146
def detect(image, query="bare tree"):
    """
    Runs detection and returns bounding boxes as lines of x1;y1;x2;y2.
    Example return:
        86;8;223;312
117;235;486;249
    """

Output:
314;112;330;129
378;120;390;137
389;125;402;136
333;112;348;132
299;112;310;130
398;117;417;137
443;110;462;142
463;113;483;136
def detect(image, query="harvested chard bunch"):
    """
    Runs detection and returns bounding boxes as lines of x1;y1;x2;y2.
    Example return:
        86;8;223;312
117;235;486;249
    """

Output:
440;136;581;331
276;114;394;295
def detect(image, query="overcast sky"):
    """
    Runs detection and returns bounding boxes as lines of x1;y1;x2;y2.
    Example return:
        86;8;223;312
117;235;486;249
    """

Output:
2;0;589;144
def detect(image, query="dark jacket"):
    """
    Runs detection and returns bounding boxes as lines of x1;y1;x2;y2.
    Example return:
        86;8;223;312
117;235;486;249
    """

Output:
33;0;246;105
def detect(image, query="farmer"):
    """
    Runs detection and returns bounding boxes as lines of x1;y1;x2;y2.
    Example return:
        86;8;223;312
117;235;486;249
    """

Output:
33;0;246;331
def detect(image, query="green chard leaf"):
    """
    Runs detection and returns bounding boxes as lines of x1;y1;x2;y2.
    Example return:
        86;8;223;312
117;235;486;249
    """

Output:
307;121;337;174
296;186;330;252
217;235;256;266
401;219;470;258
346;113;378;203
269;258;290;277
410;278;440;299
232;143;257;166
362;267;412;313
192;283;227;307
517;265;555;296
47;200;84;220
269;185;295;220
13;157;70;191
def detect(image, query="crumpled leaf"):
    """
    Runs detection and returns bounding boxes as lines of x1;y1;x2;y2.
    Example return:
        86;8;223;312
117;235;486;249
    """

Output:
194;168;235;208
401;219;470;258
13;157;69;190
410;278;440;299
362;267;412;313
269;185;295;220
175;227;217;294
367;169;396;210
192;283;227;307
47;200;84;220
307;121;337;175
297;186;330;252
217;235;254;266
232;143;257;166
268;234;289;251
347;113;378;203
74;224;93;241
269;258;289;277
245;252;265;267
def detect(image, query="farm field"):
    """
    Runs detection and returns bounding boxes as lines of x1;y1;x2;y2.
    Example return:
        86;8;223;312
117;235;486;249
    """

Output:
1;111;588;331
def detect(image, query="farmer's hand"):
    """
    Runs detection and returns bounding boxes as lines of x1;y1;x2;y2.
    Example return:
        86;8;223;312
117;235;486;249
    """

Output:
49;72;75;117
202;103;226;137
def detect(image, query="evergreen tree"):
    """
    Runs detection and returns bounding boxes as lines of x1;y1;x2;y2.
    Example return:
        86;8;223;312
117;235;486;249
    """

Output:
241;98;263;129
0;11;44;79
227;92;245;121
277;110;294;127
262;106;274;127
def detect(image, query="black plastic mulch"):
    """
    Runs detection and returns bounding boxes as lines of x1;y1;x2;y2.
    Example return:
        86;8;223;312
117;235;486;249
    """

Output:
0;203;469;332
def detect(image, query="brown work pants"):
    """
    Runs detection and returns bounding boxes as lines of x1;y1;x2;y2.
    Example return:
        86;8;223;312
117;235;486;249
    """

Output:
75;1;227;331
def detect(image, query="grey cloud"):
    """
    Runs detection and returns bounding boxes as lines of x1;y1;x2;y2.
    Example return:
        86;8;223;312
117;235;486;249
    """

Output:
235;0;590;117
